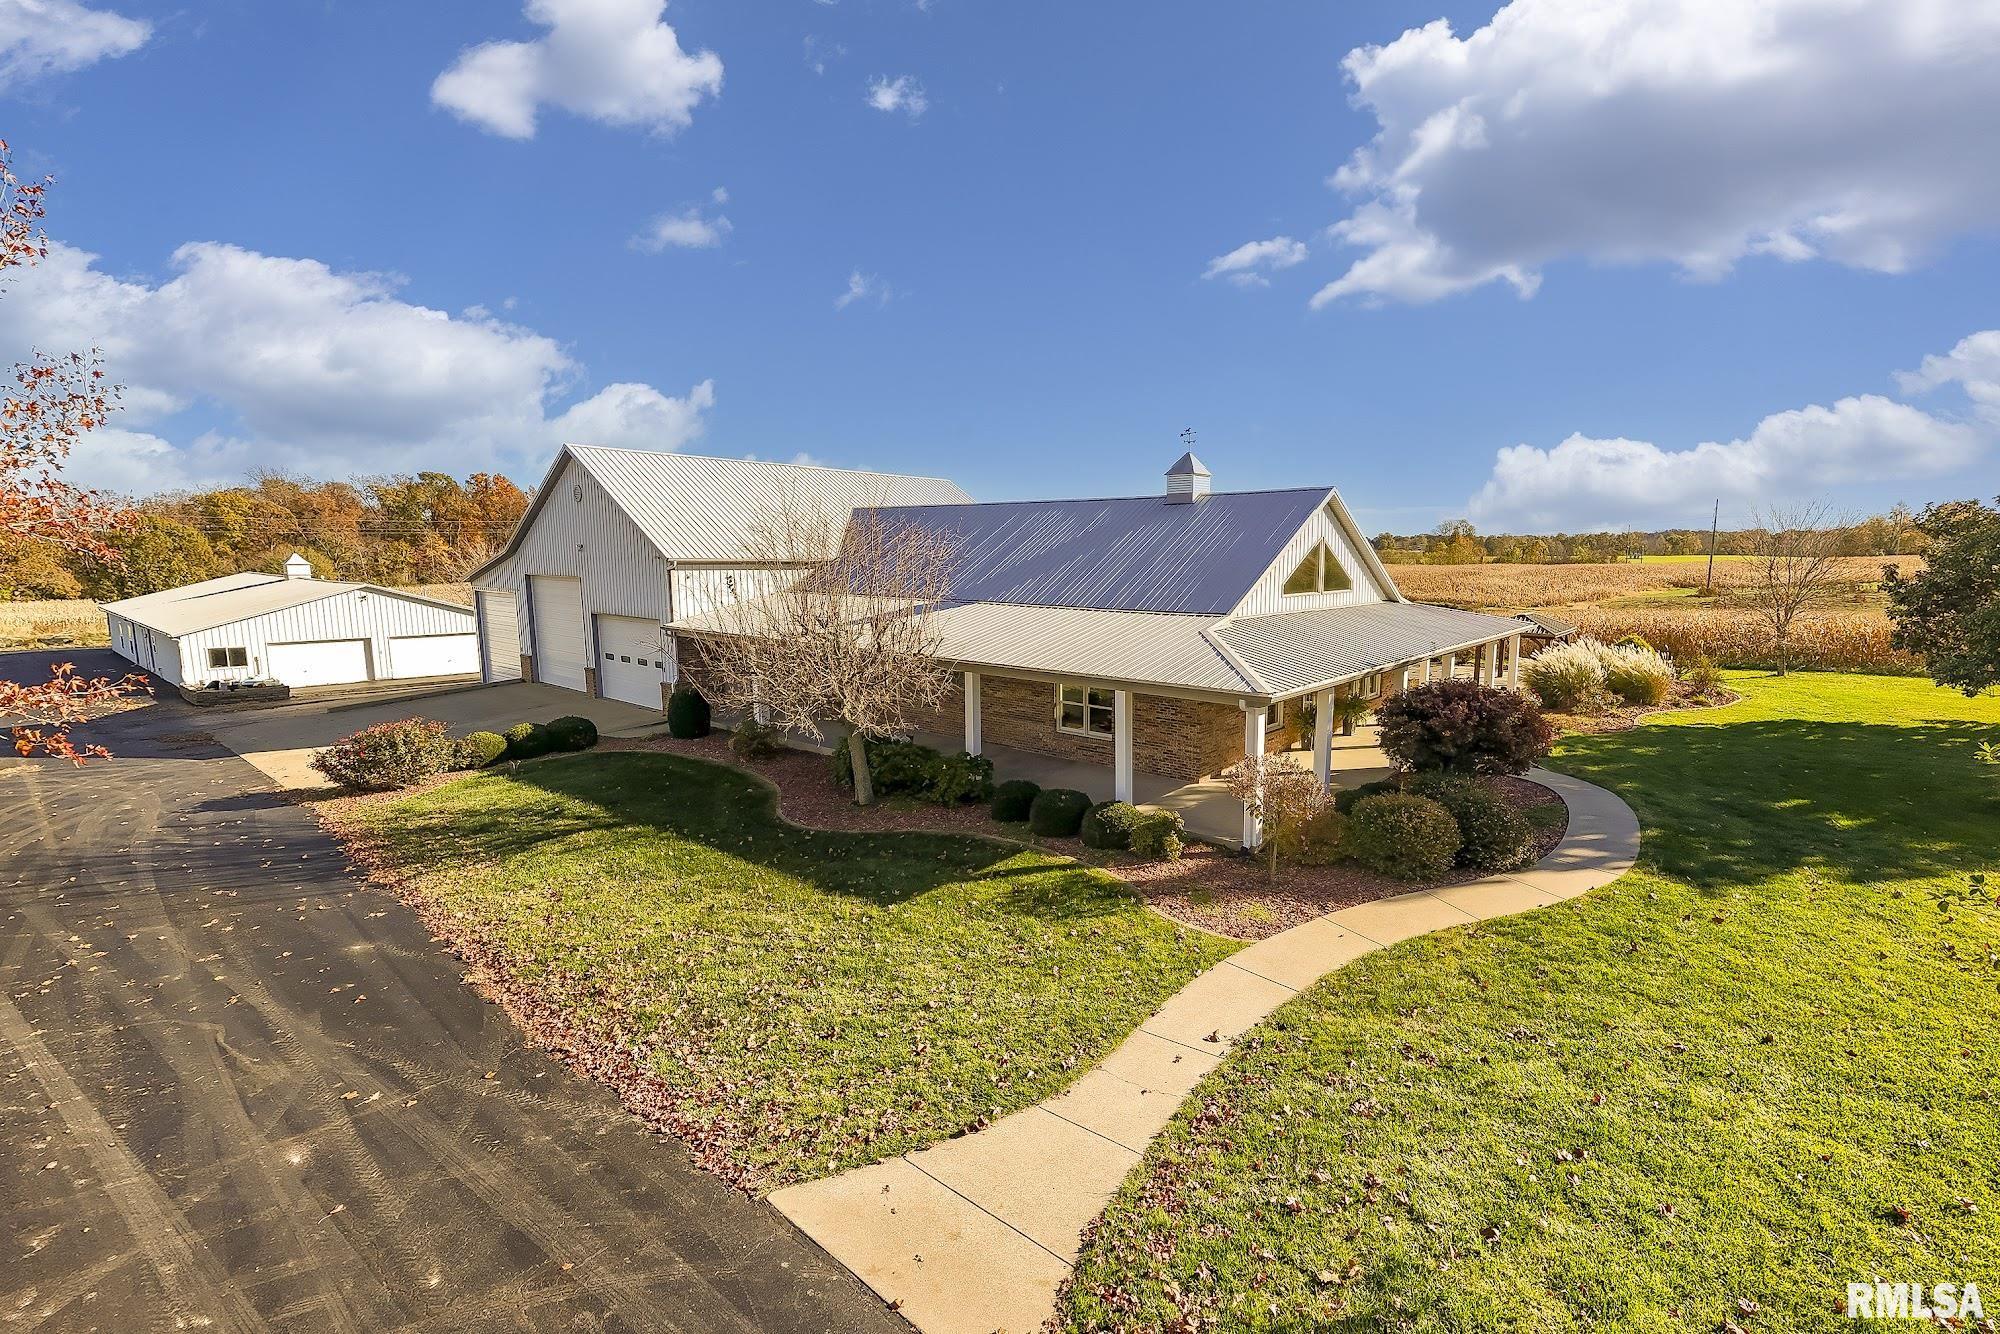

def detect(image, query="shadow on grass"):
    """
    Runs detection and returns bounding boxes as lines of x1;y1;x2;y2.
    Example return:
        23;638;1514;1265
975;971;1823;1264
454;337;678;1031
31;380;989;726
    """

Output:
1554;719;1996;887
371;750;1146;923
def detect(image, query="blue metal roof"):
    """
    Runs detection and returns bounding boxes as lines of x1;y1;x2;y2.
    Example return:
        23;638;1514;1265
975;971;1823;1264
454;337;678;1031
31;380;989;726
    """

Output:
864;488;1331;615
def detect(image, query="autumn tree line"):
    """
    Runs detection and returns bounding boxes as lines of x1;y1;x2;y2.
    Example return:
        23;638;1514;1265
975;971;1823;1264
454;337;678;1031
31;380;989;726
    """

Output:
0;469;530;601
1373;508;1931;565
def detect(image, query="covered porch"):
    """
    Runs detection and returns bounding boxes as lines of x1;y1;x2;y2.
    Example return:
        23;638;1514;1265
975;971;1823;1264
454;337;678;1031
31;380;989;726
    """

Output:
942;624;1522;850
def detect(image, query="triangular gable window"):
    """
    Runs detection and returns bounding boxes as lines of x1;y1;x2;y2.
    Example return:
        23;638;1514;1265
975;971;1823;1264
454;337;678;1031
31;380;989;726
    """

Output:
1282;541;1353;596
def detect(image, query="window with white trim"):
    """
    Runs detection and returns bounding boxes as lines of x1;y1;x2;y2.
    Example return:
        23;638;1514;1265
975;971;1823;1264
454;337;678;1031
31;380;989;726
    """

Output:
1265;700;1284;729
1055;683;1116;739
207;647;248;669
1357;671;1382;696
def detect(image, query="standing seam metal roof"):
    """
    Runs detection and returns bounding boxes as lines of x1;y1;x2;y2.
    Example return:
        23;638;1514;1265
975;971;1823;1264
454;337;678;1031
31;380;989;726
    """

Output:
863;489;1332;615
100;573;472;637
564;447;971;563
1213;602;1530;695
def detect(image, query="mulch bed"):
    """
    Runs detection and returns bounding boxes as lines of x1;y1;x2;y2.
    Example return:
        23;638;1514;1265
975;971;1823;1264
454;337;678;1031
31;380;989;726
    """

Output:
603;732;1571;943
1109;775;1567;940
1540;680;1741;735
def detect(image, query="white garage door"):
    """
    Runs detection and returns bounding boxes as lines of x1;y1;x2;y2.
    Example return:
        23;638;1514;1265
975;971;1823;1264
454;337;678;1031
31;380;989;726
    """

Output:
269;639;372;687
596;615;667;709
476;590;521;683
529;575;588;692
388;633;479;679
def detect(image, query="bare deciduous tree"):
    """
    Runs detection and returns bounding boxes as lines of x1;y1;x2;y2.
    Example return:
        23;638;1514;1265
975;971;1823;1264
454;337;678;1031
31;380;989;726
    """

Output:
691;493;958;805
1747;501;1849;676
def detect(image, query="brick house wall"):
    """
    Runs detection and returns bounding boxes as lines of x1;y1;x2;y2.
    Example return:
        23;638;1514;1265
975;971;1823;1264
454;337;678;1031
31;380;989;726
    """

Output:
978;674;1248;782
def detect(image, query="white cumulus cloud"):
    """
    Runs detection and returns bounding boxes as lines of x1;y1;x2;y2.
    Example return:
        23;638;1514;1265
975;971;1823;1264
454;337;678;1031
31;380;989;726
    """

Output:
1465;333;1997;530
632;204;731;251
1203;236;1308;289
866;74;927;119
0;240;715;493
433;0;722;140
0;0;148;84
1313;0;2000;307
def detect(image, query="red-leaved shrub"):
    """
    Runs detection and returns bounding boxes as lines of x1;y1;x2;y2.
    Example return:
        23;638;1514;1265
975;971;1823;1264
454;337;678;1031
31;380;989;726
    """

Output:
310;717;454;791
1376;679;1554;775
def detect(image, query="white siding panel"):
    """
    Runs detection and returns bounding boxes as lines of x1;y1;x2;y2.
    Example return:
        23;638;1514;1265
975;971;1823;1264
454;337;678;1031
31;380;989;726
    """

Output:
668;566;798;619
388;633;479;678
477;590;522;682
1230;501;1392;618
174;589;473;687
470;456;667;667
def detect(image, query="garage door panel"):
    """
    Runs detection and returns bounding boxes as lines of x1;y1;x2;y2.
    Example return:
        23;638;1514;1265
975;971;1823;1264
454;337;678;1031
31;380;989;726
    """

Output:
477;591;522;682
389;633;479;679
269;639;371;687
597;615;667;709
529;576;588;692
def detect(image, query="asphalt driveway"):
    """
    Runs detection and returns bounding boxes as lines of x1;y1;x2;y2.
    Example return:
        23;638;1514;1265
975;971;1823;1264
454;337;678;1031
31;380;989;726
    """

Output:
0;650;903;1333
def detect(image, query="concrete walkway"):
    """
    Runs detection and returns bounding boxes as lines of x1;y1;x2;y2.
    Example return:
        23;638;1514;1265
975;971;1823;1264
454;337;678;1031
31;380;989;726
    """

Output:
770;766;1641;1334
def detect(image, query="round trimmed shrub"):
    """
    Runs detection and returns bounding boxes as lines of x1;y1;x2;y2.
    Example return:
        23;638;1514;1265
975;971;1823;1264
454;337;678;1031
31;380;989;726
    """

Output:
990;779;1041;823
1345;794;1462;881
452;729;509;770
502;720;552;760
1129;809;1185;861
1028;787;1092;838
1333;778;1399;814
1295;806;1347;867
666;684;710;739
1411;774;1533;871
1376;678;1555;775
930;750;996;805
546;715;599;751
311;718;454;791
730;719;783;759
869;739;944;797
1081;800;1143;850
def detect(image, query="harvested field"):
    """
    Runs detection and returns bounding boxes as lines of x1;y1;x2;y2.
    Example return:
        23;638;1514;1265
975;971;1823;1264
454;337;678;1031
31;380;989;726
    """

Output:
1393;557;1924;675
1391;556;1920;610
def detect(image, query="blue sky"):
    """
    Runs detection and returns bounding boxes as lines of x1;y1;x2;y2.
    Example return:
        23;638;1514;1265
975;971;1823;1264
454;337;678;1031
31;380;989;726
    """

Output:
3;0;1998;534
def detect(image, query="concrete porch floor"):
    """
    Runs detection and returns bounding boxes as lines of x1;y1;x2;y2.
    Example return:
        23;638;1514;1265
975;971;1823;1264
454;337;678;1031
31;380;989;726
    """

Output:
913;724;1395;849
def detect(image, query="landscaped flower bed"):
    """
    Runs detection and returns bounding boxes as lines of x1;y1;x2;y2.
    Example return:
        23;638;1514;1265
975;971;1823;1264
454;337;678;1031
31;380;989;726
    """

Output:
608;732;1571;941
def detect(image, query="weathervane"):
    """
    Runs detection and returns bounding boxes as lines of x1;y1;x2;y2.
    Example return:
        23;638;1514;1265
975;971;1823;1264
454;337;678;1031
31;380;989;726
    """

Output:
1181;426;1196;450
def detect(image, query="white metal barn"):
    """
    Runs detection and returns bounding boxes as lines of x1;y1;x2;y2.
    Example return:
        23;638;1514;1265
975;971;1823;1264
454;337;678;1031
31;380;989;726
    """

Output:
102;554;478;689
469;447;969;708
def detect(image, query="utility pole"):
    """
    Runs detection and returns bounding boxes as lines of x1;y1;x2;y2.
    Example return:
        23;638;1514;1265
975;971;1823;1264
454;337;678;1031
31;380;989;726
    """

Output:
1705;498;1720;593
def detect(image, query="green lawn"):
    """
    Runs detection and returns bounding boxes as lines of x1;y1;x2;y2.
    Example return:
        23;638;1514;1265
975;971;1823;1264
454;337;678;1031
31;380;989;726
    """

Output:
1060;673;2000;1331
341;751;1235;1189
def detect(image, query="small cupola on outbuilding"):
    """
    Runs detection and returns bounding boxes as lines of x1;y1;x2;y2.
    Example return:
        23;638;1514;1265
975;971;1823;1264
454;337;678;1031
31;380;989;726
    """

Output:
1165;451;1211;504
283;552;313;580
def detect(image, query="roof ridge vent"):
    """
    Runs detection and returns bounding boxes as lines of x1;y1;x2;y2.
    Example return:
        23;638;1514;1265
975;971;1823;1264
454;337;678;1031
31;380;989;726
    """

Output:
1165;450;1211;504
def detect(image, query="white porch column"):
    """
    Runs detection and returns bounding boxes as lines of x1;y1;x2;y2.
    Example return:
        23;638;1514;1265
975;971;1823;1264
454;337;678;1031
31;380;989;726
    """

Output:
963;671;983;755
1423;656;1434;684
1311;687;1335;790
1508;634;1523;688
1481;643;1497;686
1443;652;1457;680
1113;689;1134;803
1242;705;1266;849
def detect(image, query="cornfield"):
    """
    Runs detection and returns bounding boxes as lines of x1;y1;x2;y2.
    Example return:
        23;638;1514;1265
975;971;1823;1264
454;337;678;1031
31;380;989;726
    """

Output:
1391;557;1922;610
1564;607;1920;675
0;600;108;649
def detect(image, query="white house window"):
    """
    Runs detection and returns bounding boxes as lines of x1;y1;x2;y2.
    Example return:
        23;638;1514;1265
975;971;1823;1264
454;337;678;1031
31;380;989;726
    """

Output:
1055;683;1115;738
1265;700;1284;729
1357;671;1382;696
207;647;248;669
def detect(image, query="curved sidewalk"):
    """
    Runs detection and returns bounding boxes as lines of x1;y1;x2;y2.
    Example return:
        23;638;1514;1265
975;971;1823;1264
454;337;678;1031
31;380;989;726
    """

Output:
770;767;1641;1334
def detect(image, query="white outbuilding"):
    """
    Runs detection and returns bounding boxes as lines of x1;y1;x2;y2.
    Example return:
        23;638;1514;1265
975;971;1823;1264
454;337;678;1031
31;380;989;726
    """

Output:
468;447;969;708
102;553;479;689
